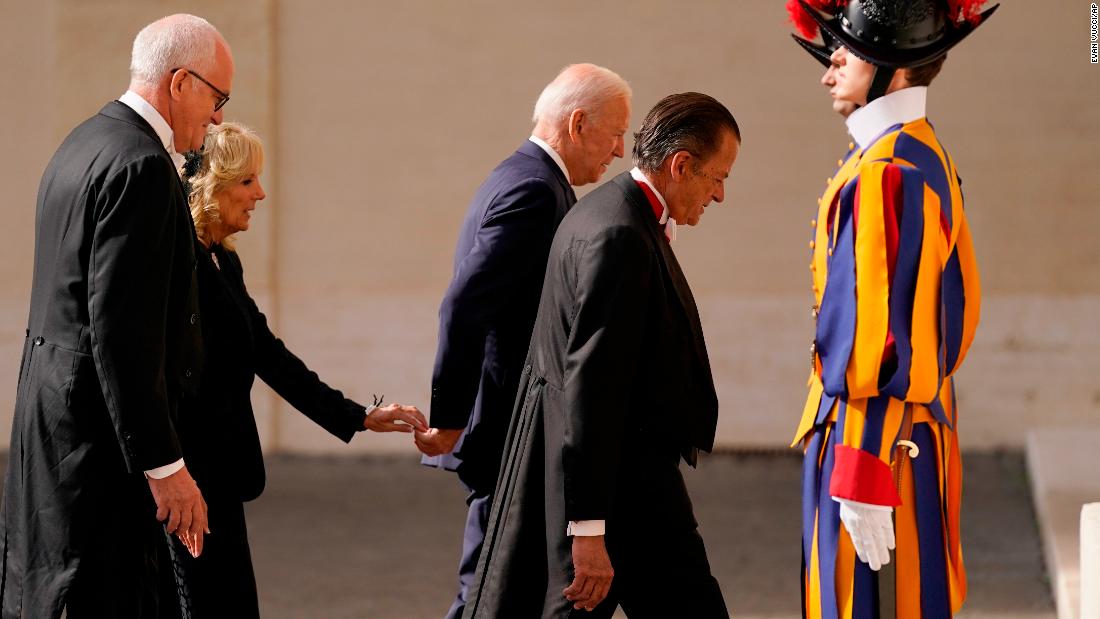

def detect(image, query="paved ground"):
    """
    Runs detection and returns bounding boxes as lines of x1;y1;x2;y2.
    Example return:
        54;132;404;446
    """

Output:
0;451;1055;618
244;451;1053;618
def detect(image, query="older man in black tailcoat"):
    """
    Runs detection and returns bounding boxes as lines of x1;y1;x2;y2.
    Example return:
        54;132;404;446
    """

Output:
0;14;234;618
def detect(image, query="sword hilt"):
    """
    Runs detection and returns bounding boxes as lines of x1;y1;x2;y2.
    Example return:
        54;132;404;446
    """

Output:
896;439;920;458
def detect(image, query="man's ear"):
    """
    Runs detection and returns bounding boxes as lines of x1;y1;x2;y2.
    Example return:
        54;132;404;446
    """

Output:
669;150;693;183
890;68;911;92
567;108;586;144
169;70;188;102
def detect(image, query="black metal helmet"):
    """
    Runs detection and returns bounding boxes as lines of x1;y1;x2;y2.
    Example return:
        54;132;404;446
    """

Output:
788;0;998;101
791;29;840;68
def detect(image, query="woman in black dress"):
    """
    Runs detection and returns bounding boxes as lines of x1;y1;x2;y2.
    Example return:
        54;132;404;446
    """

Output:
174;122;426;617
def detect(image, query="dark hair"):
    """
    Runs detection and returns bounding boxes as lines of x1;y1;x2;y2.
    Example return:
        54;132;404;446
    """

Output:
904;54;946;87
632;92;741;173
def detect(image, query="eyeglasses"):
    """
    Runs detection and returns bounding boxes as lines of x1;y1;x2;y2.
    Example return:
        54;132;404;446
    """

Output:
171;67;230;112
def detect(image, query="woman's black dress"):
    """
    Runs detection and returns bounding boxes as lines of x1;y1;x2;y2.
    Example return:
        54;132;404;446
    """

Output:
169;241;367;618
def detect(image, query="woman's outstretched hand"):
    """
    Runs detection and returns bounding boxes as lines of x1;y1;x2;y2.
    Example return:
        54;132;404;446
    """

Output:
364;403;428;433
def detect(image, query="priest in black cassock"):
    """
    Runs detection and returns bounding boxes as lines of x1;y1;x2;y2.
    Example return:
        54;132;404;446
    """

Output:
463;92;741;619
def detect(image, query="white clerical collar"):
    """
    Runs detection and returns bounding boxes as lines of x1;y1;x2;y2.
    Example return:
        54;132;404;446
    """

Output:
629;167;677;243
528;135;573;187
846;86;927;149
119;90;185;175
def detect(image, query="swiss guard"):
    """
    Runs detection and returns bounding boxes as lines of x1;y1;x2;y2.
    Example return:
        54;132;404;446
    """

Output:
787;0;996;616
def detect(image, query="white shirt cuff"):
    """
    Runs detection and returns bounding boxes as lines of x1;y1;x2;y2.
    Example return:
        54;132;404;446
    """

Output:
566;520;606;536
144;458;185;479
832;496;894;511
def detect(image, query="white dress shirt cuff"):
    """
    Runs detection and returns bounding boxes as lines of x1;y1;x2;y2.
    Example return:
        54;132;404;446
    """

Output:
144;458;185;479
566;520;606;536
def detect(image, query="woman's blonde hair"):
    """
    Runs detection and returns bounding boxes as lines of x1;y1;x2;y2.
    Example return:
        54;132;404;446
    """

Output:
188;121;265;250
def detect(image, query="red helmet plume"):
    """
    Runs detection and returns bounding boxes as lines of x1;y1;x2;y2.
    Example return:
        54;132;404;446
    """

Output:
786;0;846;39
946;0;990;26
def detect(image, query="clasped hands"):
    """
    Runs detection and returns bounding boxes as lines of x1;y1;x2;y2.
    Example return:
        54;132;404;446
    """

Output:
363;402;464;456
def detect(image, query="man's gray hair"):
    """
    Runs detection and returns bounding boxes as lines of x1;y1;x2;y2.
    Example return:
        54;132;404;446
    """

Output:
532;63;631;125
130;14;221;86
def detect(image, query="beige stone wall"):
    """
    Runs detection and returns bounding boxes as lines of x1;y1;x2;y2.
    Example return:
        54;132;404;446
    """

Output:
0;0;54;436
1;1;1097;453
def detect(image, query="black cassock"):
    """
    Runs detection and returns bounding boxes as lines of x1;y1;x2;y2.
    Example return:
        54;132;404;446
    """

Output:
0;102;202;619
464;173;730;619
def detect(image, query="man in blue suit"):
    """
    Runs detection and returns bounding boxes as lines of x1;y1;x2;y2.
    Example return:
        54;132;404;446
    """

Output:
414;63;632;619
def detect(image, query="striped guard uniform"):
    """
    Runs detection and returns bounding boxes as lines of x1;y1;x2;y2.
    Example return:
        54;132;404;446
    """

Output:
793;86;981;618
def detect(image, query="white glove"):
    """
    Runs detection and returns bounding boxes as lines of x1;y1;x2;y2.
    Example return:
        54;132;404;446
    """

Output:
834;497;895;571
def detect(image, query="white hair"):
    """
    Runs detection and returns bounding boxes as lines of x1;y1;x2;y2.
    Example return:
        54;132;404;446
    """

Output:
532;63;632;125
129;14;221;86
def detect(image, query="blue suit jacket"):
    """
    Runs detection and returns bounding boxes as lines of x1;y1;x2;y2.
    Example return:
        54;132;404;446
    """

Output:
425;140;576;492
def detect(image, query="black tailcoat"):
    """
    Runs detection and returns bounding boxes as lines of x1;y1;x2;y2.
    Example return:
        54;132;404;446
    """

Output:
464;172;725;618
0;101;203;618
